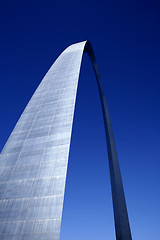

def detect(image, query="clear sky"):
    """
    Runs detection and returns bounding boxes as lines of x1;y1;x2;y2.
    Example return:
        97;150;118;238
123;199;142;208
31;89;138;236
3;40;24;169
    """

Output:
0;0;160;239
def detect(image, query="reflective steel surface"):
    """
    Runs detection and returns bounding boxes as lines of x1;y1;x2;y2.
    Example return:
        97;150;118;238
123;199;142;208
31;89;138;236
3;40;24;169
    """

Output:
0;41;132;240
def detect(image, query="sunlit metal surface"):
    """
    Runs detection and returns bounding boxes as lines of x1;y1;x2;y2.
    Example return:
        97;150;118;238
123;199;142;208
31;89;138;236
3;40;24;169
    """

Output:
0;41;132;240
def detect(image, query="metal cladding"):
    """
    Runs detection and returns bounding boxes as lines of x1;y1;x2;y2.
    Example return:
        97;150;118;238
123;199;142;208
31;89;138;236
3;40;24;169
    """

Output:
0;41;132;240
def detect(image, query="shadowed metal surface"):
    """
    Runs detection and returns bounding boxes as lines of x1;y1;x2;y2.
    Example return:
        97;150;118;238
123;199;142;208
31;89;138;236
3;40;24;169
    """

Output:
0;41;132;240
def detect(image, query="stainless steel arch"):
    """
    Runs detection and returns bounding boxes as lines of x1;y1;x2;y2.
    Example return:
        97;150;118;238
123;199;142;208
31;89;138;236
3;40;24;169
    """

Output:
0;41;132;240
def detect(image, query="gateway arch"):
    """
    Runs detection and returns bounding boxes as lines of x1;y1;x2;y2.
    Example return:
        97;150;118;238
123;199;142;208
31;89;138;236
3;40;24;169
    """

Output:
0;41;132;240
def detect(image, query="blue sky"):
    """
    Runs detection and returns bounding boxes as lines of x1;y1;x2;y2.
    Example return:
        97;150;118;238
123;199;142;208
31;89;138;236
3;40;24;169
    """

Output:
0;0;160;239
